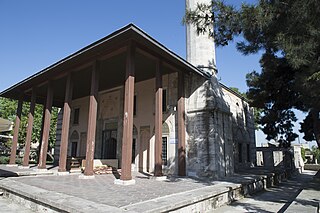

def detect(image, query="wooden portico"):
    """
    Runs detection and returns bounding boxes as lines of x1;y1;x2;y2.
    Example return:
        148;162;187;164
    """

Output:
0;24;207;182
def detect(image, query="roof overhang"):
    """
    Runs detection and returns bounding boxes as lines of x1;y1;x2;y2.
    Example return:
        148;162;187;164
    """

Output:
0;24;209;107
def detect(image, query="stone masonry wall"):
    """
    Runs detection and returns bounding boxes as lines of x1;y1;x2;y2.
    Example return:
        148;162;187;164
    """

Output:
185;72;255;178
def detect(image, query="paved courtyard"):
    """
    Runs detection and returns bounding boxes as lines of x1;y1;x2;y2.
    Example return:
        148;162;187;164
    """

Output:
0;165;241;212
10;172;223;208
0;165;318;212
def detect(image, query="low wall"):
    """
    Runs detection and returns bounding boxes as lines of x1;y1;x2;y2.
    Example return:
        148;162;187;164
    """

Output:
169;169;292;213
81;159;119;168
304;164;320;171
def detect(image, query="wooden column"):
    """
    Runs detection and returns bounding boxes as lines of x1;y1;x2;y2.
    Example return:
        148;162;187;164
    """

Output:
154;60;163;176
37;104;46;163
178;71;186;176
22;89;36;167
84;62;99;176
38;82;53;169
120;43;135;181
58;74;73;172
9;98;23;165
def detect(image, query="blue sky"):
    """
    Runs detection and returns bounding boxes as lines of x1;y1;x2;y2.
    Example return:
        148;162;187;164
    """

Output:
0;0;314;147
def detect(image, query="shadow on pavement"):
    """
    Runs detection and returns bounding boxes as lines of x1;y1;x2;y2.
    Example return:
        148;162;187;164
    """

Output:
0;169;18;178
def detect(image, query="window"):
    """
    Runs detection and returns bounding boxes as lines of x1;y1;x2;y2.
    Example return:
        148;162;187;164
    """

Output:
133;95;137;116
132;139;136;163
238;143;243;163
73;108;80;125
71;142;78;157
162;137;168;165
247;144;251;162
162;89;167;112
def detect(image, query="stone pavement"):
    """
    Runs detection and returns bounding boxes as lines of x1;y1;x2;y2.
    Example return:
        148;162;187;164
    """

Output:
285;171;320;213
0;165;243;212
214;170;319;213
1;164;318;212
0;195;33;213
0;164;56;177
8;173;223;207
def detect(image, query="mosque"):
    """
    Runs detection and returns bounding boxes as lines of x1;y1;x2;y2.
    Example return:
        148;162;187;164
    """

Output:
1;0;256;184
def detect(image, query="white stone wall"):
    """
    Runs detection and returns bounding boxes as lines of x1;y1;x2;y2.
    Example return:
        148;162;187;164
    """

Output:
186;73;233;178
185;73;255;178
221;87;256;170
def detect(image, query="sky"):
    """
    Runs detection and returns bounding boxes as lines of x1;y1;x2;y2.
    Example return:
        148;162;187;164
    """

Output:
0;0;315;147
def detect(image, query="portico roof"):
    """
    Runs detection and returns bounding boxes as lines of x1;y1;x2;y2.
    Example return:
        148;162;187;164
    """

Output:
0;24;209;107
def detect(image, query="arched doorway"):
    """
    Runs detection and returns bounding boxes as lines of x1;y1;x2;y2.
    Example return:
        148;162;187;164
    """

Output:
70;130;79;157
102;129;117;159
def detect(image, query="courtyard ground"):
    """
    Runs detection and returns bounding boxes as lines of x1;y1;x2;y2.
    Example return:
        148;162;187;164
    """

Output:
0;165;319;212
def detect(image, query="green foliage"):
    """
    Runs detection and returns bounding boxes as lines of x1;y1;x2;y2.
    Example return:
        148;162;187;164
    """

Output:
0;156;9;164
311;145;320;162
301;147;306;161
184;0;320;147
0;97;59;151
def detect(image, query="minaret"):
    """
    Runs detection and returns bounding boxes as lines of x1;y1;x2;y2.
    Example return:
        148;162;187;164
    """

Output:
186;0;217;75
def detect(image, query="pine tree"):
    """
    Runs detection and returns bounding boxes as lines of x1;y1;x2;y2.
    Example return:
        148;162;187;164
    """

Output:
184;0;320;148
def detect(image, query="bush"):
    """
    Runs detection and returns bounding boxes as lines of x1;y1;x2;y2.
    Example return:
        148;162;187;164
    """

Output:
0;156;9;164
15;158;22;165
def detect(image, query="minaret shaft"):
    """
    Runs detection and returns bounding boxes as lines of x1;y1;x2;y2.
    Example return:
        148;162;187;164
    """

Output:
186;0;216;74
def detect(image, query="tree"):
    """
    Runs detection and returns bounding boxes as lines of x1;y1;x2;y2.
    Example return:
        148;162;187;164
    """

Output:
0;97;59;153
184;0;320;148
311;145;320;163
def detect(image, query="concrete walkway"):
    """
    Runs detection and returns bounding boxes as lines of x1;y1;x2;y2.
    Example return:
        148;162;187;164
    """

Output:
214;170;319;213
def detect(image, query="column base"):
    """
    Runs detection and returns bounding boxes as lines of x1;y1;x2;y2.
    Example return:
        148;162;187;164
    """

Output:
78;174;95;179
70;168;82;173
6;164;18;167
33;168;48;173
149;176;167;181
18;166;30;169
114;179;136;185
57;171;70;176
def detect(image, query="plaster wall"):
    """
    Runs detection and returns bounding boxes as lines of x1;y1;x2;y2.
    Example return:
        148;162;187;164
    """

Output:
54;72;255;178
57;73;179;175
